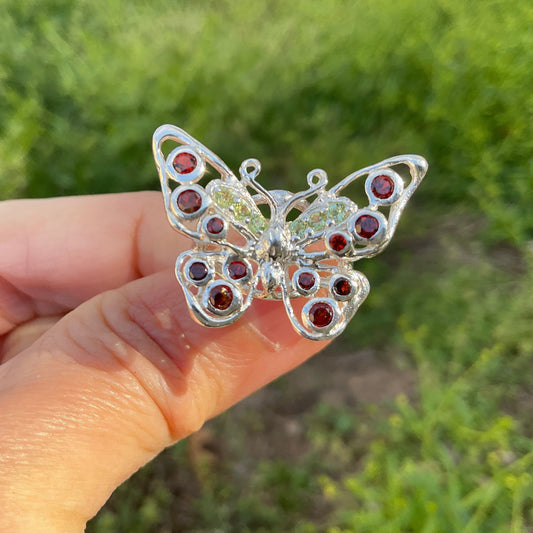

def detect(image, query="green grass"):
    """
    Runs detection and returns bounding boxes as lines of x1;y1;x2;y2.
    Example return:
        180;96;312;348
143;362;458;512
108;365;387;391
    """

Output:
328;256;533;532
2;0;533;531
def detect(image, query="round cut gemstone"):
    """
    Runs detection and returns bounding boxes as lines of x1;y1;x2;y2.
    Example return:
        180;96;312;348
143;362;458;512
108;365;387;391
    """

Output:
371;175;395;199
308;301;334;328
290;219;307;238
233;202;251;220
327;202;348;224
228;260;247;280
189;261;208;281
212;188;234;208
209;284;233;310
249;214;268;235
298;272;316;291
355;214;380;239
206;216;224;234
173;151;197;174
177;189;202;214
308;211;327;231
328;233;348;252
333;277;352;297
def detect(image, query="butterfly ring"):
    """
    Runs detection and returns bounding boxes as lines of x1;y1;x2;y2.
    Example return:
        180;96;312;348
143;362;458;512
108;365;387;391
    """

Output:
153;124;428;341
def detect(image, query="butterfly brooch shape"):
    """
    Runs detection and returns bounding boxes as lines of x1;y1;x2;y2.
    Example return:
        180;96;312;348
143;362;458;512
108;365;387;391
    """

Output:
153;124;428;341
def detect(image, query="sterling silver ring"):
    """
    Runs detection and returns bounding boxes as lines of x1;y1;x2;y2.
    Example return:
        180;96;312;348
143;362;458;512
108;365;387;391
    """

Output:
153;124;428;341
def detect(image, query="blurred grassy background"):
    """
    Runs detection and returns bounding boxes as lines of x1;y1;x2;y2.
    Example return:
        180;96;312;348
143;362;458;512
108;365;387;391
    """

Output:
2;0;533;531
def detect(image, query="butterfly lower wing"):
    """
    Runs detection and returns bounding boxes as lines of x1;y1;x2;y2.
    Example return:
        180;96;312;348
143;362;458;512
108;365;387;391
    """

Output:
293;155;428;262
280;261;370;341
176;250;258;327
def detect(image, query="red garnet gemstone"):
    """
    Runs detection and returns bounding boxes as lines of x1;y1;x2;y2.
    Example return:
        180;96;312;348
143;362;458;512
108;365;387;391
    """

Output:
308;301;334;328
371;174;395;199
228;260;248;280
298;272;316;291
355;214;380;239
177;189;202;214
173;151;197;174
206;217;224;234
209;284;233;310
189;261;208;281
333;277;352;297
328;233;348;252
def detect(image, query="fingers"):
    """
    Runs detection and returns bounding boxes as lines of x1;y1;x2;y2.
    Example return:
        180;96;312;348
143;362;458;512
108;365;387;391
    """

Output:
0;268;328;530
0;192;183;334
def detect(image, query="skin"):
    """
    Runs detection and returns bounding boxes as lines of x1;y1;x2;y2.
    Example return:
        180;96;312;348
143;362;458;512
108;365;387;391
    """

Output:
0;192;328;532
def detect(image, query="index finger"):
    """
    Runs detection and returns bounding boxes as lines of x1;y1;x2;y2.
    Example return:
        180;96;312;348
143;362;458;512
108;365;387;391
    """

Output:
0;192;183;334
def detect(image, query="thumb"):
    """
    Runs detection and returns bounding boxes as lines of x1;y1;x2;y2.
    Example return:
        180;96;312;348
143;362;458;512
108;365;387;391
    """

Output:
0;268;327;531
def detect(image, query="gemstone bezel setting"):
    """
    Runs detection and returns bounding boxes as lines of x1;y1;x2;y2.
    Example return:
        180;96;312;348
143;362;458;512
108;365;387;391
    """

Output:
203;279;242;316
349;208;388;243
302;298;340;332
365;169;403;206
171;184;209;219
183;258;213;286
165;146;206;183
325;230;352;255
330;274;357;301
202;215;227;239
292;268;320;296
223;257;253;283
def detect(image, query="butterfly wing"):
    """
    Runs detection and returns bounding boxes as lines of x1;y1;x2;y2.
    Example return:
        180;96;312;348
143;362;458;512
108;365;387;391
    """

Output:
176;249;258;327
291;155;428;262
153;125;268;325
152;124;269;251
281;155;426;339
279;260;370;341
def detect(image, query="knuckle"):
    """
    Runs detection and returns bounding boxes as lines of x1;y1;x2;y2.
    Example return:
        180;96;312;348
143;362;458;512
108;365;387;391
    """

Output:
59;289;208;441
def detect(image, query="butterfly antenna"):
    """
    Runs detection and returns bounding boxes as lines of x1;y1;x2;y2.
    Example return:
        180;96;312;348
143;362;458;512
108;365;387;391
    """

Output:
282;168;328;217
239;158;278;216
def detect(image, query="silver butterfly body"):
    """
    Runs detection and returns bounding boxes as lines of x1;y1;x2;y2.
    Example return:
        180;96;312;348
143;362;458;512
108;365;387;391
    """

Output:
153;124;428;341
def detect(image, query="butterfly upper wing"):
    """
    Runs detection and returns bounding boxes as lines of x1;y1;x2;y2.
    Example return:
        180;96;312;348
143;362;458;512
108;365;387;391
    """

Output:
152;124;268;249
292;155;428;262
280;260;370;341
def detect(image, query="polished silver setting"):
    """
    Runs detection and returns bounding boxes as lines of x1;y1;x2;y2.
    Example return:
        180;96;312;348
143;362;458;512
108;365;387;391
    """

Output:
166;146;206;183
329;273;358;302
292;268;321;296
183;258;213;286
171;184;209;220
154;124;428;340
203;279;242;316
365;168;404;206
223;256;253;284
325;230;352;256
350;209;389;244
201;215;228;240
302;298;341;333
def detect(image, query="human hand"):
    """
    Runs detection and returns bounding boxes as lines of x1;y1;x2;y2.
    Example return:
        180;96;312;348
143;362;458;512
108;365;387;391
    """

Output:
0;192;327;532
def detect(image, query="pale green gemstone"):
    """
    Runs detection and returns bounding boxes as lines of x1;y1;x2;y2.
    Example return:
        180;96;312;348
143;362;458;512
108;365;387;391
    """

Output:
212;187;234;208
249;213;268;235
327;202;348;224
308;210;327;231
233;201;252;220
289;219;307;238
